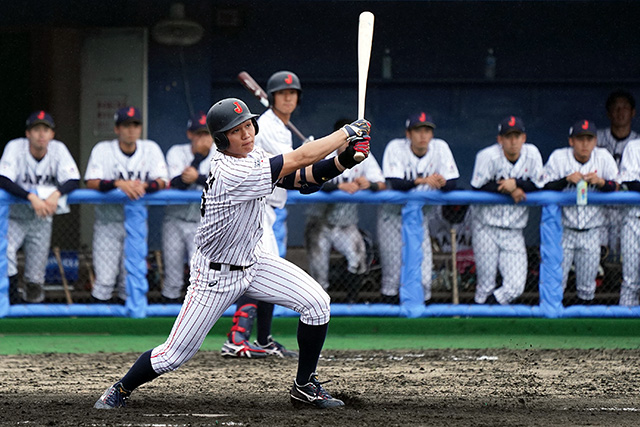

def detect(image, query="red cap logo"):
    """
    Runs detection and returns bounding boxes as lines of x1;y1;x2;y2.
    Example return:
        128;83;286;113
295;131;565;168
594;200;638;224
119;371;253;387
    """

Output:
419;112;426;122
233;101;243;113
38;111;45;120
127;107;135;117
508;116;516;126
582;120;589;130
199;114;206;125
284;74;293;84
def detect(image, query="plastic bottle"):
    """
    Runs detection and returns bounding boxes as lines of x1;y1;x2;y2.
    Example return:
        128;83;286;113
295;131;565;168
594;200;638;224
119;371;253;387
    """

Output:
484;48;496;80
577;179;588;206
382;48;392;80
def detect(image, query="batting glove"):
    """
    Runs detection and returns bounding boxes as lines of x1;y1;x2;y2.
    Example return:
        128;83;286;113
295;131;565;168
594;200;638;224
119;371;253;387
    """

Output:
338;135;370;169
341;119;371;138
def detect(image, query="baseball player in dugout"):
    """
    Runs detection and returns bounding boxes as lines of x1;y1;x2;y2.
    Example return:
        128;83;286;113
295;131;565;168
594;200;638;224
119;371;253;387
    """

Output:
84;106;168;304
378;112;459;305
471;116;543;305
94;98;371;410
542;120;618;305
0;111;80;304
220;71;303;359
162;112;213;303
305;118;386;303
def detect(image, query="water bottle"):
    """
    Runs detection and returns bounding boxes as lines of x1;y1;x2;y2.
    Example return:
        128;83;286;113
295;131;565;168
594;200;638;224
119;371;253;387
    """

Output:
484;48;496;80
577;179;588;206
382;48;392;80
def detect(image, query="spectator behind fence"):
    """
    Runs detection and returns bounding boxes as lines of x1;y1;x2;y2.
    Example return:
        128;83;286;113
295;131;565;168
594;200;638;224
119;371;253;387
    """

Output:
84;106;168;303
0;111;80;304
161;112;213;303
597;90;638;260
615;137;640;306
305;118;386;303
378;112;459;305
542;120;618;305
470;116;543;305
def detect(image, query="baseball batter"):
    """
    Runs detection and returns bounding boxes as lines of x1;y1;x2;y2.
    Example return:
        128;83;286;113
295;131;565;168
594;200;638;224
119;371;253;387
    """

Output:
0;111;80;303
94;98;371;410
84;106;168;303
162;112;213;302
220;71;303;359
306;119;386;302
471;116;543;305
378;112;459;304
542;120;618;305
615;137;640;306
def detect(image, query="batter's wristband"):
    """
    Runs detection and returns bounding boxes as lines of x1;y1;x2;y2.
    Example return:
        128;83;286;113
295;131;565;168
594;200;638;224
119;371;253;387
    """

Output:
99;180;116;192
146;180;160;193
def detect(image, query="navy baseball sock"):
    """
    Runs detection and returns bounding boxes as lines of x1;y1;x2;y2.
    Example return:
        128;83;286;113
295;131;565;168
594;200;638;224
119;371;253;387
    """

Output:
256;302;274;345
295;320;328;385
120;350;160;391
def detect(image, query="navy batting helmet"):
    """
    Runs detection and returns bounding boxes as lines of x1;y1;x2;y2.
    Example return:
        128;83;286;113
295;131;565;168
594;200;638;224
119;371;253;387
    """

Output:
266;70;302;106
206;98;259;151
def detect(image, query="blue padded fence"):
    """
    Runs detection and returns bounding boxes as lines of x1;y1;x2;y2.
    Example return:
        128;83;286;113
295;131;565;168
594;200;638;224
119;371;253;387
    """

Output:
2;189;640;319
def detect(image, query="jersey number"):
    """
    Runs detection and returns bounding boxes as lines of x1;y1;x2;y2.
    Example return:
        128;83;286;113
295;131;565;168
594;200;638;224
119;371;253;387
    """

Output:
200;173;215;217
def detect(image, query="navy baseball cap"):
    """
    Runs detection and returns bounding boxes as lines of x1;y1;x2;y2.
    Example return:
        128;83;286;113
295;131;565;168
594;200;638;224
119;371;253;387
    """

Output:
187;112;209;132
406;112;436;130
569;119;597;137
26;110;55;129
498;116;525;135
114;106;142;126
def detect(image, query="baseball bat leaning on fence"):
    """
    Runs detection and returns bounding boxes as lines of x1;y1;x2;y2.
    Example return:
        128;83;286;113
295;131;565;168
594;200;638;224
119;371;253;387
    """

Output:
450;228;459;305
237;71;309;143
53;246;73;304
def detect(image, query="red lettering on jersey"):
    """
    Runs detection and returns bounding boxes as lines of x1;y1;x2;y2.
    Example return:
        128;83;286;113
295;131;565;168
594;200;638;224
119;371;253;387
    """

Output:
508;116;516;126
285;74;293;84
233;102;243;113
419;112;426;122
127;107;135;117
38;111;45;120
582;120;589;130
199;114;206;125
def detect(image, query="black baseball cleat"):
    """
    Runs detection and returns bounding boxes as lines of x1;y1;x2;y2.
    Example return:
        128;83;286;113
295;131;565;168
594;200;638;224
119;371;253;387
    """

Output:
290;373;344;409
94;382;131;409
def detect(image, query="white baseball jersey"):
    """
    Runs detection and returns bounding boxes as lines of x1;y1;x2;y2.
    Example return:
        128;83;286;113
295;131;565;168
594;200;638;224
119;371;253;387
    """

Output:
597;128;639;166
84;139;168;222
254;108;293;209
195;147;273;266
542;147;618;229
382;137;459;183
617;139;640;218
0;138;80;219
165;143;213;222
471;143;543;229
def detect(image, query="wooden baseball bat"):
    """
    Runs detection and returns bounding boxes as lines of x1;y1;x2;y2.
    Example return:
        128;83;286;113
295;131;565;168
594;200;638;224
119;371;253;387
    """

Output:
53;246;73;305
355;11;375;162
450;228;459;305
236;71;309;142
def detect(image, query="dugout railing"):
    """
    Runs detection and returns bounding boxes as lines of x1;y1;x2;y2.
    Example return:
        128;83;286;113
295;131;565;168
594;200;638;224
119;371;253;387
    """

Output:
1;189;640;319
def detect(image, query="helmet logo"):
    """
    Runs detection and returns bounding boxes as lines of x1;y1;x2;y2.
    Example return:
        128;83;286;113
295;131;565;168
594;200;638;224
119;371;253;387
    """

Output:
285;74;293;84
582;120;589;130
38;111;45;120
419;112;426;122
233;102;243;113
508;116;516;126
127;107;135;117
199;114;207;125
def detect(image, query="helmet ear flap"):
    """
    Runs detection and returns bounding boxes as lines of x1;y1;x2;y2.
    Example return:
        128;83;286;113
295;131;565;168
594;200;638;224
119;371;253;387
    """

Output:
214;132;229;151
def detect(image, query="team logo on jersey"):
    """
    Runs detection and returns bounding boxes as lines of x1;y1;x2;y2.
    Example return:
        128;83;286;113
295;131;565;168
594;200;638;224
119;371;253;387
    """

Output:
233;102;243;113
285;74;293;84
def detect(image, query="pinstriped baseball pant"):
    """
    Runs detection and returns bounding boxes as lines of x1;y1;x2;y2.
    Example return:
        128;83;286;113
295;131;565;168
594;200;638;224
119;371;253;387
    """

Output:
561;227;601;301
620;217;640;306
150;247;330;373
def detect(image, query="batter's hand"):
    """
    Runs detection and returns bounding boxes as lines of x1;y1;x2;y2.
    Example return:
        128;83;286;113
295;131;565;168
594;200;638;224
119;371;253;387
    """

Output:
342;119;371;138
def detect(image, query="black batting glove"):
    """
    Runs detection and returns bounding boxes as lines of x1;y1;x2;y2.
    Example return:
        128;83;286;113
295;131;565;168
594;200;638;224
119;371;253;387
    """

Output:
338;135;371;169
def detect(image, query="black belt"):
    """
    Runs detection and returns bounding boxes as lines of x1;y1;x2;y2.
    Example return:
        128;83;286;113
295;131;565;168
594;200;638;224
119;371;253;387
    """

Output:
209;262;252;271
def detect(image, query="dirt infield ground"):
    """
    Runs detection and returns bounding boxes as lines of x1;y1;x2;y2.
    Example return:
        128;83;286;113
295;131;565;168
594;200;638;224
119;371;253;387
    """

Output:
1;348;639;427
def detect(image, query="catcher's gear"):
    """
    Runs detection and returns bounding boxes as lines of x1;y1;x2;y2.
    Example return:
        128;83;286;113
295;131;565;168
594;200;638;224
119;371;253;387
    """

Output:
206;98;259;151
267;70;302;106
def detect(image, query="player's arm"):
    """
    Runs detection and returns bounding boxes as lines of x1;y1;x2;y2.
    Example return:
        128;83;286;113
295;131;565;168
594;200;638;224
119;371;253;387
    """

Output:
0;175;53;217
543;177;570;190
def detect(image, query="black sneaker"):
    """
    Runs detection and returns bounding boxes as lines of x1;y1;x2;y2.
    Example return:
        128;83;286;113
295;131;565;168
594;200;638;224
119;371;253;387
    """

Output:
290;373;344;409
94;382;131;409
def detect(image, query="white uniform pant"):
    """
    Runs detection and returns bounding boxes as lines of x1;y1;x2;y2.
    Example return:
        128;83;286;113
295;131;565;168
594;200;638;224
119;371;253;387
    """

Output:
92;222;127;301
162;218;198;299
620;216;640;306
262;206;280;256
562;227;601;301
7;217;53;284
472;223;527;304
150;248;330;373
306;222;366;290
377;212;432;301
